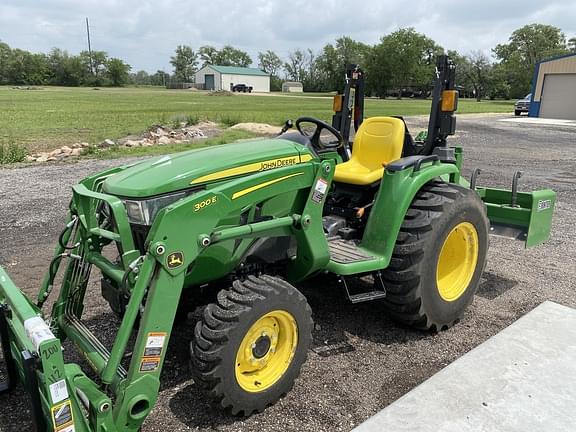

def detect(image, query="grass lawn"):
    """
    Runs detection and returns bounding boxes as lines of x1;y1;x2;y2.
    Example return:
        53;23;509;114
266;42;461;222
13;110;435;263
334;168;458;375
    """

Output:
0;86;514;153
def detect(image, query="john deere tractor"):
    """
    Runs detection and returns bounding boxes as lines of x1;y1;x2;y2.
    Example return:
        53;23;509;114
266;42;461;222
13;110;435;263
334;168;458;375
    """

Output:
0;56;555;431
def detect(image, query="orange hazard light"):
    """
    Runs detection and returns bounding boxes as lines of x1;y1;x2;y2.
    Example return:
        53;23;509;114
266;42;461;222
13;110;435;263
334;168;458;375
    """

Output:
441;90;459;112
333;95;343;112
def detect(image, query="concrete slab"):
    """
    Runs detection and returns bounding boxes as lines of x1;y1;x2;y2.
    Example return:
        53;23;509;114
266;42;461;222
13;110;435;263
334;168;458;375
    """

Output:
354;301;576;432
499;117;576;127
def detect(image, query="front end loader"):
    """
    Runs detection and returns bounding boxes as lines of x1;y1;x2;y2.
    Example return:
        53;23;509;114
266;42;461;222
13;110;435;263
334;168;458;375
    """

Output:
0;56;555;431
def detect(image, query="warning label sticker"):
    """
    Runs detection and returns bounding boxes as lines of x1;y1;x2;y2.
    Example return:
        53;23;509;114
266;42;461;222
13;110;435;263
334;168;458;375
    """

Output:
140;357;161;372
143;332;167;357
49;379;69;404
312;178;328;203
51;400;74;431
537;199;552;211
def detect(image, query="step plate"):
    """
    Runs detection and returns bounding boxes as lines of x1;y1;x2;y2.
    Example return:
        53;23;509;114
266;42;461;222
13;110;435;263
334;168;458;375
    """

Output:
349;291;387;304
328;238;375;264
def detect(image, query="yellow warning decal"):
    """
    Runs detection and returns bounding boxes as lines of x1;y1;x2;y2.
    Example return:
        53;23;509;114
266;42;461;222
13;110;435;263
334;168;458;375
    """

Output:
140;356;161;373
232;173;304;200
51;399;74;431
190;155;312;185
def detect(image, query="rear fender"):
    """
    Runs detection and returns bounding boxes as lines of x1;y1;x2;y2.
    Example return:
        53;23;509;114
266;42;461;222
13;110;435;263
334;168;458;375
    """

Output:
361;158;459;267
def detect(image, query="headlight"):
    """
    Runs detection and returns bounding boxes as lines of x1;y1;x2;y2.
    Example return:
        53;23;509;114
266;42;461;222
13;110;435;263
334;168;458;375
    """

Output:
123;191;189;225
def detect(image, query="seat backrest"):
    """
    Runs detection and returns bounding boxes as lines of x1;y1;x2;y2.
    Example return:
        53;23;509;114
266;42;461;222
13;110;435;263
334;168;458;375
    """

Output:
351;117;405;168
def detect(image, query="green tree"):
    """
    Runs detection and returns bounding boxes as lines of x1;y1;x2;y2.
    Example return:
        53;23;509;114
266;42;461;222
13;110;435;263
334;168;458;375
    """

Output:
258;50;283;76
80;50;108;85
493;24;568;97
303;49;322;91
150;70;169;86
170;45;198;82
0;41;12;85
198;45;252;67
315;36;370;91
284;49;308;82
218;45;252;67
462;51;492;101
198;45;219;67
6;49;50;85
258;50;283;90
106;58;131;86
47;48;87;86
131;70;151;85
366;28;442;98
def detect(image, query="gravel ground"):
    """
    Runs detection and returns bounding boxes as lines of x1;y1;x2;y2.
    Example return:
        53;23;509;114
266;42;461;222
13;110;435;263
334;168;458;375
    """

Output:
0;114;575;431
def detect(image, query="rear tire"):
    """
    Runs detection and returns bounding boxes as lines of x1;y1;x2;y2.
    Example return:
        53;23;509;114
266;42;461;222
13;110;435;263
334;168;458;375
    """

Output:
190;275;312;415
381;181;489;330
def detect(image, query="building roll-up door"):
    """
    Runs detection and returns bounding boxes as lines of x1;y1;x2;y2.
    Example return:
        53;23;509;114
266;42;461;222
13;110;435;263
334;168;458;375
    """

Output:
539;74;576;120
205;74;215;91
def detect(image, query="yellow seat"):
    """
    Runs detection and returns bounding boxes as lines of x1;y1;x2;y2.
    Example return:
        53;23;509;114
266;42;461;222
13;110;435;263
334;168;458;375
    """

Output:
334;117;405;185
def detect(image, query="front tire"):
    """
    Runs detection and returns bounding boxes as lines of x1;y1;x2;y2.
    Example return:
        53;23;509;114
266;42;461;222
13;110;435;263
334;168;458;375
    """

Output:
381;181;489;330
190;275;313;415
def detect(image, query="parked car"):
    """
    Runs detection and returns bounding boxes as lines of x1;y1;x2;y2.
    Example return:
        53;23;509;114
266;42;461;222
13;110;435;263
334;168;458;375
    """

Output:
232;84;253;93
514;93;531;116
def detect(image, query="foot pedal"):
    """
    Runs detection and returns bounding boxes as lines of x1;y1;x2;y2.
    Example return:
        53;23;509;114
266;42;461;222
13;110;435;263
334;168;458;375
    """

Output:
340;272;387;304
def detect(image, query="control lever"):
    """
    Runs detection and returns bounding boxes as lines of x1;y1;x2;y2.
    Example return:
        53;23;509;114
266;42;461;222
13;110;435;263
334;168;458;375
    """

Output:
279;119;294;135
470;168;481;190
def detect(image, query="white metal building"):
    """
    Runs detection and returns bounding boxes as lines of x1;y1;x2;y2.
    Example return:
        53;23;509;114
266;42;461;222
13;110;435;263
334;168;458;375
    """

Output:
529;53;576;120
194;65;270;93
282;82;304;93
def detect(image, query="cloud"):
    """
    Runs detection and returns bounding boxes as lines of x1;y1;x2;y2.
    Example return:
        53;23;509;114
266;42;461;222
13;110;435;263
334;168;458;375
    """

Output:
0;0;574;72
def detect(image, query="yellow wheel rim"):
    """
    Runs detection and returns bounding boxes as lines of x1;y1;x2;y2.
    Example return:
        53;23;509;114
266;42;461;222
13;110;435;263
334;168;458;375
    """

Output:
436;222;479;302
235;310;298;393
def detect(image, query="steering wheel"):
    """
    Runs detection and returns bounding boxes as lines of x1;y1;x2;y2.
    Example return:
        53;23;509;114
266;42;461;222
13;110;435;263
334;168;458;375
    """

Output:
295;117;343;151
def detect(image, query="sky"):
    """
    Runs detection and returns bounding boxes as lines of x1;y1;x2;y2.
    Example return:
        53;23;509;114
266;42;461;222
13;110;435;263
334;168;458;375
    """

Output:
1;0;575;73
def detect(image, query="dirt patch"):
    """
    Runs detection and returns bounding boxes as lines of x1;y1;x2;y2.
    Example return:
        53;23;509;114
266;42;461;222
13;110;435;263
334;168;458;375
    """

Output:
25;121;222;163
231;122;281;136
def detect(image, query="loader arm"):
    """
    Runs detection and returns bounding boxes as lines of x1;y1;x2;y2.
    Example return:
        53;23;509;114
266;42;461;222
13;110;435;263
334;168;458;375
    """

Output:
0;155;333;431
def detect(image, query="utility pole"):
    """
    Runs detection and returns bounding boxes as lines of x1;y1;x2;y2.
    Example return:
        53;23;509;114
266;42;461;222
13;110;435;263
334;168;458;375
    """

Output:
85;17;94;75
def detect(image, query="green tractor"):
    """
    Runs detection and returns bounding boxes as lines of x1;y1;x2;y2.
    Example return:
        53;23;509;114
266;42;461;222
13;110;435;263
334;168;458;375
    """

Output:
0;56;555;431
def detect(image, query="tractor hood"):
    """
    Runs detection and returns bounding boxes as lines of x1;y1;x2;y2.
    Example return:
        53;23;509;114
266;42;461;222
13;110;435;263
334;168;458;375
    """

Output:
101;138;314;198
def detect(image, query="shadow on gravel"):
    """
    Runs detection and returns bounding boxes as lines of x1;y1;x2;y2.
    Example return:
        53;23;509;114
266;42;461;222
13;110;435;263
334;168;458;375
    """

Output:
477;271;518;300
169;384;239;429
300;275;430;351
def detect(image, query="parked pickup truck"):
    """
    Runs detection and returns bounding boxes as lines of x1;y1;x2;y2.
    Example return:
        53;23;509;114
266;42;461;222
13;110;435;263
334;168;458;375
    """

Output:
514;93;531;116
232;83;253;93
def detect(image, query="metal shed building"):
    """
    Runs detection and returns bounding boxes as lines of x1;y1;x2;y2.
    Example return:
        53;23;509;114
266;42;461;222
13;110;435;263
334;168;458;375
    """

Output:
194;65;270;93
529;53;576;120
282;82;303;93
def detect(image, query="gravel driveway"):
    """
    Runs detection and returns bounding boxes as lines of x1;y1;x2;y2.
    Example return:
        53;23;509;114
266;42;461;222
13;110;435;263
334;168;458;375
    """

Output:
0;114;575;431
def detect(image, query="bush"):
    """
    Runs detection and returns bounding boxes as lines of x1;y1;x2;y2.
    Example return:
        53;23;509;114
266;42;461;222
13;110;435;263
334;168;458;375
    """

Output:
186;114;200;126
0;141;27;164
218;114;242;127
169;113;201;128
